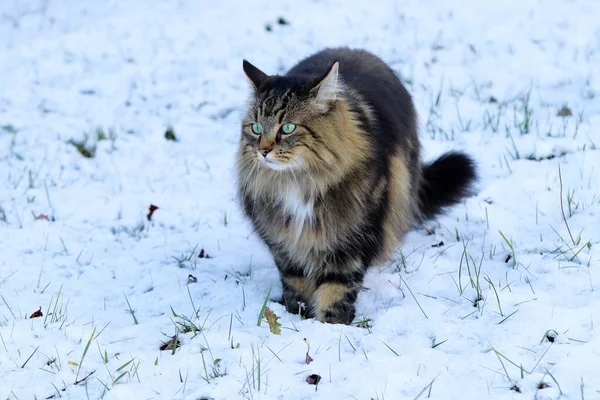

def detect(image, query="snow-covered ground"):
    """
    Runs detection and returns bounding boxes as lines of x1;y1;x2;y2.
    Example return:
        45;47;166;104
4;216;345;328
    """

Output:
1;0;599;398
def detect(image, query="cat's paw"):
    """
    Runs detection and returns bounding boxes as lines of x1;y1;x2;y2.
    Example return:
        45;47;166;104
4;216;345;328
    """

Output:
319;308;355;325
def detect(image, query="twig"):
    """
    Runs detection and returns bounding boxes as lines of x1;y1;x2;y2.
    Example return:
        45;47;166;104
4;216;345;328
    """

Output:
75;370;96;385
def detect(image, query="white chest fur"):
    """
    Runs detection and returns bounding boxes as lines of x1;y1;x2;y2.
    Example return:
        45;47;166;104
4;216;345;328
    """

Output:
278;185;315;239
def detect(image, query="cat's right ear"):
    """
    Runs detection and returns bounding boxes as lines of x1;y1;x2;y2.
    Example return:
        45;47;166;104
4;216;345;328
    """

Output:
243;60;269;89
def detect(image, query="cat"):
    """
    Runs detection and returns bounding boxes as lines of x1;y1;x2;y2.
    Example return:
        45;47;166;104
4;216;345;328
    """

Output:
235;47;476;325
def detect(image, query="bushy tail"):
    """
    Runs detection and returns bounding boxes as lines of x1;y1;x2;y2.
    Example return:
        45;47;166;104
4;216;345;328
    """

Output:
418;151;477;220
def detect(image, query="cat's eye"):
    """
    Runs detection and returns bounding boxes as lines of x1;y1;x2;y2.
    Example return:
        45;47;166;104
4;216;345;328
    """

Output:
251;123;263;135
281;123;296;134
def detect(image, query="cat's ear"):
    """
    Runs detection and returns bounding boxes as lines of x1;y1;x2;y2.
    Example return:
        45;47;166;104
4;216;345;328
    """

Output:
243;60;269;89
311;61;339;103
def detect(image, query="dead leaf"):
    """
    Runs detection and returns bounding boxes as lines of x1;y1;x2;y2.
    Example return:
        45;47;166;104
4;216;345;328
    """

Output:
303;338;313;364
510;385;521;393
147;204;159;221
305;352;313;364
35;214;50;221
306;374;321;385
29;307;43;318
264;307;281;335
545;330;557;343
432;241;444;248
537;382;550;389
187;274;198;284
164;127;177;141
159;336;181;351
199;248;211;258
557;105;572;117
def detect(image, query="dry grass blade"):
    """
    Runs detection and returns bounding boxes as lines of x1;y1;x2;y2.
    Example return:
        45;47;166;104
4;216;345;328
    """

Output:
558;165;578;246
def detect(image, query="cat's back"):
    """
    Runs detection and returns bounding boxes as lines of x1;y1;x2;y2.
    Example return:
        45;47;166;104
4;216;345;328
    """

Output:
287;47;416;145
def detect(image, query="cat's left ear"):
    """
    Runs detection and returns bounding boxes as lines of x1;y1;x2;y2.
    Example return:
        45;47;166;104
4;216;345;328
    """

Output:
243;60;269;89
311;61;339;103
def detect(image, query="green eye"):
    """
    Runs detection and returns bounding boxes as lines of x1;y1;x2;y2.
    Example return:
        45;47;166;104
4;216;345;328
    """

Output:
281;123;296;134
251;123;262;135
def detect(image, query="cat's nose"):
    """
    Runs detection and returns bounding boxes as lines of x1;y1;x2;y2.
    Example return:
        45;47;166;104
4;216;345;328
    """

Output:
259;147;272;157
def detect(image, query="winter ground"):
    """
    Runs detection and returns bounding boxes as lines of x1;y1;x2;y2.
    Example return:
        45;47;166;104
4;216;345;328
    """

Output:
1;0;600;399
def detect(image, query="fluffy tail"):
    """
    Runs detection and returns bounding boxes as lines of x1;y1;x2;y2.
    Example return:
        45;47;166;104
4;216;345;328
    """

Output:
418;151;477;220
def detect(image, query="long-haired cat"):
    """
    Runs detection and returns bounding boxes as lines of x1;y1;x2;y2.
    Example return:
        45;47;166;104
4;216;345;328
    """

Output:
236;47;476;324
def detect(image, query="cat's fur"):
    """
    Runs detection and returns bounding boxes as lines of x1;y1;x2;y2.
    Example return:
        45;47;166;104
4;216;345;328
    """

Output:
236;47;476;324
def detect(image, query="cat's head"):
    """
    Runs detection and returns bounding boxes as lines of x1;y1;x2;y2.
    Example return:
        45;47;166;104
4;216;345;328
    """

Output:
238;60;344;173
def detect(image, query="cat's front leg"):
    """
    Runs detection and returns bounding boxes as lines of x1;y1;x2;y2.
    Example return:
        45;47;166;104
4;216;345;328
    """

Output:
311;261;366;325
280;274;315;318
273;253;316;317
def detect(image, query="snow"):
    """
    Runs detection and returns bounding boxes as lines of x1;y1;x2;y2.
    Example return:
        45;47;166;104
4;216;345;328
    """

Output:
1;0;599;399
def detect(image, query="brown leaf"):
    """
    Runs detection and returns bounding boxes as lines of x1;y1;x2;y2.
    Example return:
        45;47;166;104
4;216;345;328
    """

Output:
264;307;281;335
29;307;43;318
164;127;177;141
147;204;159;221
305;352;313;364
187;274;198;284
198;248;211;258
537;382;550;389
159;336;181;351
306;374;321;385
303;338;313;364
35;214;50;221
557;105;572;117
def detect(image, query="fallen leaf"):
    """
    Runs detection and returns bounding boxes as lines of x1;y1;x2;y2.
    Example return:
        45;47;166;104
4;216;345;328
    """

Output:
537;382;550;389
305;352;313;364
147;204;159;221
306;374;321;385
199;248;211;258
545;330;558;343
303;338;313;364
165;127;177;141
432;241;444;248
29;307;43;318
557;105;572;117
159;336;181;351
35;214;50;221
510;384;521;393
187;274;198;284
264;307;281;335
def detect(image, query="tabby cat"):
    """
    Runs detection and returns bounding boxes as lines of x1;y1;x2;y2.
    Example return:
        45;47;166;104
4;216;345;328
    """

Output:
236;47;476;324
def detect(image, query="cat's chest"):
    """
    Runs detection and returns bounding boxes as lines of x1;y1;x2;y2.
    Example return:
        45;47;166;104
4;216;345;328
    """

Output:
277;186;316;234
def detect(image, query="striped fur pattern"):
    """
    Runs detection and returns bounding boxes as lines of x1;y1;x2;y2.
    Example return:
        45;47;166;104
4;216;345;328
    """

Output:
236;47;476;324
